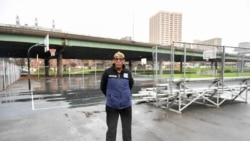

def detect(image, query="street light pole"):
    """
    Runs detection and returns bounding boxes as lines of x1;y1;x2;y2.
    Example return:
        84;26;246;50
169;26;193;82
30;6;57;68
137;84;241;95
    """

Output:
27;43;44;90
27;34;49;91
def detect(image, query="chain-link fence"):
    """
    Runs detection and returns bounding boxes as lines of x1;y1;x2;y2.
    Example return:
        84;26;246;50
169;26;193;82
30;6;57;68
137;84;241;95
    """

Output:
134;42;250;113
0;59;20;91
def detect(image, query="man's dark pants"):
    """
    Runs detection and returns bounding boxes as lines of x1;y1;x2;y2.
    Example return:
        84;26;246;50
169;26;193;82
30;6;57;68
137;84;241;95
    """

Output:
106;106;132;141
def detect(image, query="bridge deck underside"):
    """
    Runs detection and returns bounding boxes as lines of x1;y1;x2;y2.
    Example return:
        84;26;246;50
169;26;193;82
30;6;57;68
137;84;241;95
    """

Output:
0;40;153;60
0;40;207;62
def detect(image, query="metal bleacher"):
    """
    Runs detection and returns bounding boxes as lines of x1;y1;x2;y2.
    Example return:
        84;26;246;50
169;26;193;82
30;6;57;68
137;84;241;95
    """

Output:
133;78;249;113
133;42;250;113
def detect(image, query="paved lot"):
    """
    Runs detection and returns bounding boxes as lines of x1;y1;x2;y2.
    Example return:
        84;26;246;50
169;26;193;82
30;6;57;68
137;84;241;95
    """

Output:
0;78;250;141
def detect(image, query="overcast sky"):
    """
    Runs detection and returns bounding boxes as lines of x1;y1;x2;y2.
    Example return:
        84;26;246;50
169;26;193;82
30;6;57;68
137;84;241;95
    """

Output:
0;0;249;47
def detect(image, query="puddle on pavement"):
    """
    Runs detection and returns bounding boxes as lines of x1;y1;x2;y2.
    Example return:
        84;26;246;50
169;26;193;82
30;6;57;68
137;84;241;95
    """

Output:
0;75;153;109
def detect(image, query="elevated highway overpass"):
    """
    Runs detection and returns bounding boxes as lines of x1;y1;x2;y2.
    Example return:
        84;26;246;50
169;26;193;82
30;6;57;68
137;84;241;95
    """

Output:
0;24;156;60
0;24;210;61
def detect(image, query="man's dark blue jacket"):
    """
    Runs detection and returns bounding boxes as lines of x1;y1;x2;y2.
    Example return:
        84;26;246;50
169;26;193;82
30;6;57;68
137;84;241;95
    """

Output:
100;64;134;109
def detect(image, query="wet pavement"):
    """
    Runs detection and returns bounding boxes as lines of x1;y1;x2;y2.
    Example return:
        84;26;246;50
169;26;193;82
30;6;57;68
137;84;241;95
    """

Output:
0;75;250;141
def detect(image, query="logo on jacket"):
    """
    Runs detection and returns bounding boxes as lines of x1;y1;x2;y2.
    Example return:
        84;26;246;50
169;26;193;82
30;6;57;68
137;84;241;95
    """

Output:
123;73;128;78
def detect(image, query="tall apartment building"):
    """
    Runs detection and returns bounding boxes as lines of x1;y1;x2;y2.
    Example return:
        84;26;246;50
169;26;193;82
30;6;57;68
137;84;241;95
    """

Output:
149;11;182;45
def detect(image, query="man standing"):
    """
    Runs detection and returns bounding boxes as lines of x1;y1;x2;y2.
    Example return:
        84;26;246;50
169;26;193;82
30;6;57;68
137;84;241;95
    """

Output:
100;51;134;141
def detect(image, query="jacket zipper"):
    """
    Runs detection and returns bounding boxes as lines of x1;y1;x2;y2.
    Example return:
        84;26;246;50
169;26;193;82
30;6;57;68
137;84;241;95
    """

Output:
118;73;122;107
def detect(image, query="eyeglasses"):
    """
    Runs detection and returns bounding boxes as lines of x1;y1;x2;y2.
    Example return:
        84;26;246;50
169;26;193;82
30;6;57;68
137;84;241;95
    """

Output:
114;58;124;61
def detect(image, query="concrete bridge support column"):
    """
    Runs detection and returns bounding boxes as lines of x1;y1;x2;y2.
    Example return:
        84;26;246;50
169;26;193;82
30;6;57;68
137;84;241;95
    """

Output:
44;59;50;77
180;61;183;73
159;60;163;74
129;60;132;72
57;53;63;77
